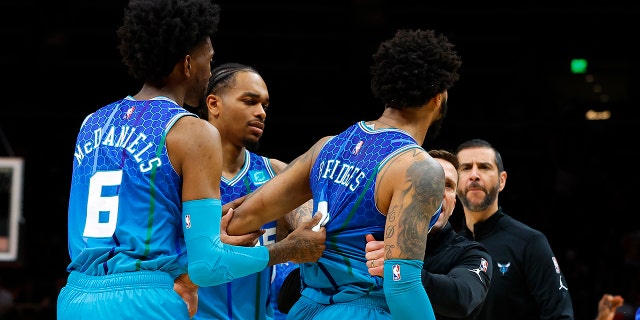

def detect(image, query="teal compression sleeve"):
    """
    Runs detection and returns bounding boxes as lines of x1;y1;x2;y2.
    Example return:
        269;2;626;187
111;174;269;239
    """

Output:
384;259;436;320
182;198;269;287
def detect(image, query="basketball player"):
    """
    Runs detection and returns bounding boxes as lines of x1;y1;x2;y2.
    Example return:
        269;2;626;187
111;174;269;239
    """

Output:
57;1;325;319
364;149;492;319
226;29;462;320
192;63;310;320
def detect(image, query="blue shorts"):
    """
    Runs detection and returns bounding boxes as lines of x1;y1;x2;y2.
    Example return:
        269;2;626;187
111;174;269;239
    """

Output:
287;294;390;320
57;271;189;319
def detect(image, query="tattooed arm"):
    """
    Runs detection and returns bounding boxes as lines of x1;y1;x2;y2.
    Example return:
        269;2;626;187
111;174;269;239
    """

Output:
378;148;444;320
276;200;314;241
377;148;444;261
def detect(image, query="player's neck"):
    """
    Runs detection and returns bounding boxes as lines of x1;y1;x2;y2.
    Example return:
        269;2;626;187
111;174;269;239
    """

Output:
377;108;432;144
134;84;182;106
222;145;246;178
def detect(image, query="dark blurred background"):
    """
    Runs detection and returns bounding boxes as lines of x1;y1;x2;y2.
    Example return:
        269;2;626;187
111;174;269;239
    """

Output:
0;0;639;319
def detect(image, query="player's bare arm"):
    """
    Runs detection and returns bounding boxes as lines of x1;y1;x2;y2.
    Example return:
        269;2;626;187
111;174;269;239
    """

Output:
380;150;444;261
227;137;329;235
164;110;224;315
168;116;223;202
267;157;294;241
285;200;313;230
220;207;264;246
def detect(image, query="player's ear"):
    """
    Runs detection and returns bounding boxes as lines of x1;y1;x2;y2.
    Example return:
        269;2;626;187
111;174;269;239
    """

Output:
182;55;192;76
435;92;447;109
206;94;222;118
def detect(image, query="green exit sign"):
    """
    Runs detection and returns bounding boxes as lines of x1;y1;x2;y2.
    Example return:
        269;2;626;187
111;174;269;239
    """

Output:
571;59;588;74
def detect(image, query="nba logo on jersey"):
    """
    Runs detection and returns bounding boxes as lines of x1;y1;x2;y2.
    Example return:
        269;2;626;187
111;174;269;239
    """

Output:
352;140;364;155
185;215;191;229
392;264;401;281
124;106;135;119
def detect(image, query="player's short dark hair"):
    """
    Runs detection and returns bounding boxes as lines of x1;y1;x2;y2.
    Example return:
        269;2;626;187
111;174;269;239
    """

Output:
196;62;260;120
370;29;462;109
117;0;221;85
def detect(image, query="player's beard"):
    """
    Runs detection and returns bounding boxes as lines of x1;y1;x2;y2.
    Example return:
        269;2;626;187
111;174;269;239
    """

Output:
244;137;260;152
458;180;500;212
425;98;448;142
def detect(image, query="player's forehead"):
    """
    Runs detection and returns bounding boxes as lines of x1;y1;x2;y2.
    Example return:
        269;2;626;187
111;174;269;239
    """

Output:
226;72;269;101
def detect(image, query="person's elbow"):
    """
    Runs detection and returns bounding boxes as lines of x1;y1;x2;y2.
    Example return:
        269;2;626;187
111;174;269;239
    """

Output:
443;301;480;317
424;275;486;317
188;260;231;287
433;294;483;318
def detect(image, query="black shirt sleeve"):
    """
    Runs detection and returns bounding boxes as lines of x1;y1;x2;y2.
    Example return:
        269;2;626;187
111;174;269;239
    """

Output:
422;242;493;318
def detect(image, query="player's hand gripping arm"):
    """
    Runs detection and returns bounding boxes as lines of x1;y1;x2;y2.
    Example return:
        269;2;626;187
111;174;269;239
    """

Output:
219;198;264;247
169;117;306;287
226;138;327;235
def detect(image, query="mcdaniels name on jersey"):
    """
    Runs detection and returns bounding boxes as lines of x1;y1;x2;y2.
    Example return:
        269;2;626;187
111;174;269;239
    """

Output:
74;124;160;173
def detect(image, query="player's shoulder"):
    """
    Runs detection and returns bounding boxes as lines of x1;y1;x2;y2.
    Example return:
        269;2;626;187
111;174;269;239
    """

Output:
315;135;335;151
385;147;440;177
168;116;220;154
172;116;218;137
304;135;336;166
376;147;443;203
268;157;288;173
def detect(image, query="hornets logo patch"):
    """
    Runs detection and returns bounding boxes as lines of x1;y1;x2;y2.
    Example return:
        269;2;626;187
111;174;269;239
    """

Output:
249;170;269;186
497;261;510;275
